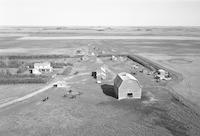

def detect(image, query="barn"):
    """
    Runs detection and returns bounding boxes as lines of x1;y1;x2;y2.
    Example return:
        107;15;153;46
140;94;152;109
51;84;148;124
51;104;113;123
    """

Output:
114;72;142;100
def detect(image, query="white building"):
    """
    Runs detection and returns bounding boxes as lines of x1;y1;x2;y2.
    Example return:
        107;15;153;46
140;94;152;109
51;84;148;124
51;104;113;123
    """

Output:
31;62;53;75
96;66;107;83
96;65;107;84
155;69;171;80
114;72;142;100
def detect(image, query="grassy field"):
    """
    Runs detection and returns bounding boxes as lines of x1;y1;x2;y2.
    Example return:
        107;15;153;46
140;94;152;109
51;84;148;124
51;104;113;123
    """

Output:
0;56;199;136
0;27;200;136
0;84;44;104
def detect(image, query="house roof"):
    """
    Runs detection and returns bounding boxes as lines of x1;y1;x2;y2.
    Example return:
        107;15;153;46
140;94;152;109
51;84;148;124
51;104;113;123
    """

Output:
34;62;51;67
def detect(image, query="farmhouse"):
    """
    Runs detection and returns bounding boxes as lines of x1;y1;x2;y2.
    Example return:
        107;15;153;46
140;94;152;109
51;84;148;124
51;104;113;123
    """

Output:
30;62;53;75
114;72;142;100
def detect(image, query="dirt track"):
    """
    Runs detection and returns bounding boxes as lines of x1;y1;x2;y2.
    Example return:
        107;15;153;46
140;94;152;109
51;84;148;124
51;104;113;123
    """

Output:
0;84;53;109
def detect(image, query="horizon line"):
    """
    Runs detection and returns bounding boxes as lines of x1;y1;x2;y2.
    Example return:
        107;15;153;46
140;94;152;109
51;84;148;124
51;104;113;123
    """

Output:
0;25;200;28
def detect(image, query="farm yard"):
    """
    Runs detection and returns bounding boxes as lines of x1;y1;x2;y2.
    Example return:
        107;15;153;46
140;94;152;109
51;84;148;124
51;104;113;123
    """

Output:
0;27;200;136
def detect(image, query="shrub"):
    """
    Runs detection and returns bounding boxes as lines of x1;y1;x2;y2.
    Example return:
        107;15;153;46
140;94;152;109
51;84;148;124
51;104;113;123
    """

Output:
51;62;73;68
0;60;7;68
60;67;72;75
0;69;12;76
0;75;51;84
17;66;27;74
0;59;24;68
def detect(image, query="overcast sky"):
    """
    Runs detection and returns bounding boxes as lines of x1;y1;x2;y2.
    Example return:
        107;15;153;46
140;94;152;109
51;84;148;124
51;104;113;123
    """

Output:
0;0;200;26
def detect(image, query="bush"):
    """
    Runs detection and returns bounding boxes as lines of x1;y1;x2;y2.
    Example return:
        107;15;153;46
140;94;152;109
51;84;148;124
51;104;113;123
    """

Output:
8;60;23;68
0;61;7;68
60;67;72;75
7;55;70;59
0;69;12;76
0;75;51;84
17;66;27;74
0;59;24;68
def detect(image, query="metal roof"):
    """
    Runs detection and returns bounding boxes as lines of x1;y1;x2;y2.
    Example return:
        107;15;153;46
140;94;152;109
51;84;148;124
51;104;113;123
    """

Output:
117;72;138;81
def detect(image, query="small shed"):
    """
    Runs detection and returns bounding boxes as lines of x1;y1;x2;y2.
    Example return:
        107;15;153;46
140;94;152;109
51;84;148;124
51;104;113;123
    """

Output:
155;69;171;80
114;72;142;100
111;55;118;61
96;66;107;83
53;81;67;88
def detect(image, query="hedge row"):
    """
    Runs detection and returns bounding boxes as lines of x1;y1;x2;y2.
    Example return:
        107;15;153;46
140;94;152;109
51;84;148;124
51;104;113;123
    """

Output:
0;60;24;68
0;55;84;60
0;75;51;84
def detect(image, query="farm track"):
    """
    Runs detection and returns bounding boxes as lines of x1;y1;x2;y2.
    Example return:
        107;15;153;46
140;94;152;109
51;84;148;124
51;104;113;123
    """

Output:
0;72;90;109
0;84;53;109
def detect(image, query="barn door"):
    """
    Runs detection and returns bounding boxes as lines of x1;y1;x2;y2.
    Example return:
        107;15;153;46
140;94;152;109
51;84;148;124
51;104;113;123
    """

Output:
127;92;133;97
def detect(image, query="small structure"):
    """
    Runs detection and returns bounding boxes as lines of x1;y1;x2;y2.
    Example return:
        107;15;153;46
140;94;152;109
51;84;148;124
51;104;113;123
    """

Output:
53;81;66;88
42;97;49;102
96;66;107;83
142;69;148;74
119;56;127;61
132;64;139;70
91;71;97;79
155;69;171;80
91;52;95;56
101;50;106;54
63;89;82;99
30;62;53;75
80;55;89;61
111;55;118;61
114;72;142;100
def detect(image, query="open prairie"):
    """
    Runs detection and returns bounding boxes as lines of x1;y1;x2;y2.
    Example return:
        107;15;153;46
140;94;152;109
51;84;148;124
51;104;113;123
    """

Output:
0;27;200;136
1;27;199;107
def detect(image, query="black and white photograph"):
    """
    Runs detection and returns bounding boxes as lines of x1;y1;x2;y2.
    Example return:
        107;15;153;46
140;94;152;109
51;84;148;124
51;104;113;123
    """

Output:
0;0;200;136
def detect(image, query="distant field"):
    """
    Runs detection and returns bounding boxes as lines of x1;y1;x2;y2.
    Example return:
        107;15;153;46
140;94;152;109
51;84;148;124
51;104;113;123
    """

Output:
18;36;200;40
0;27;200;136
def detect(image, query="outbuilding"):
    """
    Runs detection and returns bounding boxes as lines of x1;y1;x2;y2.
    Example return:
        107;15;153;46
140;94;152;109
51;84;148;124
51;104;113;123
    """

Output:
114;72;142;100
96;66;107;83
53;81;67;88
155;69;171;80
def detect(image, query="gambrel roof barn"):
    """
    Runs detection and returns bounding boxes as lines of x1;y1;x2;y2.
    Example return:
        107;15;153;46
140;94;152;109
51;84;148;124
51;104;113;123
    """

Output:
114;72;142;100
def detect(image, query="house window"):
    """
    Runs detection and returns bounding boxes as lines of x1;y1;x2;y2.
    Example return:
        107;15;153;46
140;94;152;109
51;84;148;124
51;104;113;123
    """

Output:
127;93;133;97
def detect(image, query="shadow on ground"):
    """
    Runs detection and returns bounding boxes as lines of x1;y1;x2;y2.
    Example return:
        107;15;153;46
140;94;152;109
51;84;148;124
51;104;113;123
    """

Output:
98;86;191;136
101;84;117;99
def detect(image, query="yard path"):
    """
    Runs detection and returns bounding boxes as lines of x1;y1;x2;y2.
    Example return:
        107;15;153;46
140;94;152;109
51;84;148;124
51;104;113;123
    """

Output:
0;83;53;109
0;72;91;109
0;58;111;109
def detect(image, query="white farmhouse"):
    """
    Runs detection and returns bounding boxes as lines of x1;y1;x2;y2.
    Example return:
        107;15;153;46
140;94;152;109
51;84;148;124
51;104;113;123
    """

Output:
31;62;53;75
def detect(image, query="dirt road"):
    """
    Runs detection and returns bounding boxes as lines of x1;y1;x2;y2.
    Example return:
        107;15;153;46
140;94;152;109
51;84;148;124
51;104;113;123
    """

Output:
0;84;53;109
